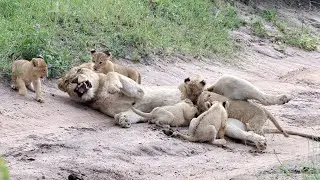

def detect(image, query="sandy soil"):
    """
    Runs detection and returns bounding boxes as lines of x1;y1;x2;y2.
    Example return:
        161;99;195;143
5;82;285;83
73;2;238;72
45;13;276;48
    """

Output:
1;6;320;178
1;36;320;180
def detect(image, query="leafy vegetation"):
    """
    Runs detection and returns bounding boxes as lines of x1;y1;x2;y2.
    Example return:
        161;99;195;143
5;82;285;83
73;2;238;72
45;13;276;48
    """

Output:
0;0;243;78
252;8;319;51
0;158;9;180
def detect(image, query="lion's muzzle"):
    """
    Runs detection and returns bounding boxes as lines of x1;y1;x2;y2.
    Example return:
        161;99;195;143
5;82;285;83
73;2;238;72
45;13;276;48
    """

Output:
73;80;92;97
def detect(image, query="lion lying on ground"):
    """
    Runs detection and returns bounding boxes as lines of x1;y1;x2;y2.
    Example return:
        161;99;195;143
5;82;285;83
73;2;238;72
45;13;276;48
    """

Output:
11;57;48;103
58;67;180;128
91;49;141;84
206;74;291;105
131;99;198;128
164;101;229;146
179;75;291;106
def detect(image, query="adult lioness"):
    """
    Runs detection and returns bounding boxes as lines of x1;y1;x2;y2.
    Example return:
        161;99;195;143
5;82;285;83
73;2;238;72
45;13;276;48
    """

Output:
58;67;180;128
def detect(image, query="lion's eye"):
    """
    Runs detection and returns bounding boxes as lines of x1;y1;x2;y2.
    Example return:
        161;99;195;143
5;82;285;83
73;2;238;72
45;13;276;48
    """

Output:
99;62;102;64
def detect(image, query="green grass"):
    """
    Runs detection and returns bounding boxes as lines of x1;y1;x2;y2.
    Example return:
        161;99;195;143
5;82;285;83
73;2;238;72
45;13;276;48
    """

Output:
252;8;319;51
251;20;268;37
0;158;9;180
0;0;243;78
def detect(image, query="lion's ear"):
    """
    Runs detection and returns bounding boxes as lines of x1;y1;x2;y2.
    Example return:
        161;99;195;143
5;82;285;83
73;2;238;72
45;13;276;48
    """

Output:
222;101;229;110
36;55;43;59
205;101;212;110
90;49;96;54
76;68;83;73
104;50;112;58
184;77;190;83
200;80;206;86
31;58;38;67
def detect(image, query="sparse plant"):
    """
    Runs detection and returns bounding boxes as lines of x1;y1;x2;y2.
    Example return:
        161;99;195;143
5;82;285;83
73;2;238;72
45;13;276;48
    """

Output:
261;9;277;23
251;20;268;37
0;158;9;180
281;29;319;51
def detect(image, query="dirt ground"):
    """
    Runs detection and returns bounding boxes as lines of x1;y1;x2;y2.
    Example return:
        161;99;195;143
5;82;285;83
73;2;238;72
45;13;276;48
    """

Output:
1;35;320;179
1;6;320;180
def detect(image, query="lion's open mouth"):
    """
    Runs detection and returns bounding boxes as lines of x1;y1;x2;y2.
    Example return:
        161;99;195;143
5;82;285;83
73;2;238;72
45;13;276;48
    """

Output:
74;80;92;97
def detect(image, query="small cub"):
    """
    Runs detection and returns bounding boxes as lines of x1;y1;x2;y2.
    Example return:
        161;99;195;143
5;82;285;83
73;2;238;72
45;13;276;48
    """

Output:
91;49;141;84
131;99;198;128
164;101;229;146
11;57;48;103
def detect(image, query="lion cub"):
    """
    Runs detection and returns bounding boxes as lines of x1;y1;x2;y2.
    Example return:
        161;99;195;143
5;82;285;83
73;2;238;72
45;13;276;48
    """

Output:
165;101;229;146
91;50;141;84
11;57;48;103
131;99;198;128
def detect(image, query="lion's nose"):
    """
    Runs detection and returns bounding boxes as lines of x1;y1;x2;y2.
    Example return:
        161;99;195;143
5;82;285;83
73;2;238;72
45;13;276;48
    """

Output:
71;78;78;83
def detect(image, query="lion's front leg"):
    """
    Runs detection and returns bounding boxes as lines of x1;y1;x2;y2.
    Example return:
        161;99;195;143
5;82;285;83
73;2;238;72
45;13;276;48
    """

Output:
106;72;144;99
114;110;147;128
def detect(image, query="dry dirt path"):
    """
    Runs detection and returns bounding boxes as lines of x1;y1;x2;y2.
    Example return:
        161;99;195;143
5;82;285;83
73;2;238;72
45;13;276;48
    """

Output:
0;45;320;180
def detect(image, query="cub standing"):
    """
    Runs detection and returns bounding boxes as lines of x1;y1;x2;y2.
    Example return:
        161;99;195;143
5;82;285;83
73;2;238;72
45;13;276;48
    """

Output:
11;57;48;103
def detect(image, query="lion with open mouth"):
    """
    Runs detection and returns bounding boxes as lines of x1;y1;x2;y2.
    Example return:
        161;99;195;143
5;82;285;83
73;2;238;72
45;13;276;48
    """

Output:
58;67;180;128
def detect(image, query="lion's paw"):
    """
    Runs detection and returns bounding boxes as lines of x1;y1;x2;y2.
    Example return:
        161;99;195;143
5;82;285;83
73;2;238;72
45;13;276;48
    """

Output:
108;85;121;94
116;114;131;128
162;129;174;136
36;97;45;103
11;84;17;90
279;94;291;105
248;131;267;150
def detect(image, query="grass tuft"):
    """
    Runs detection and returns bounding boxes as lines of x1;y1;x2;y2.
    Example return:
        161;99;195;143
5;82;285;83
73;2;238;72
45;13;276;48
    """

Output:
0;0;243;78
0;158;9;180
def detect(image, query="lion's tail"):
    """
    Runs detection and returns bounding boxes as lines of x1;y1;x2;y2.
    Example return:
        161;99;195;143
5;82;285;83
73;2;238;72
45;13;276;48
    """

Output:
264;109;289;137
131;106;153;118
264;129;320;142
138;72;141;84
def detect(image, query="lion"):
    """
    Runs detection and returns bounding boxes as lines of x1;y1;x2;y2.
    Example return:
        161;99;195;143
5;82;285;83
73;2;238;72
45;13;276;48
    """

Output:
57;67;181;128
178;76;206;104
90;49;141;84
180;76;320;148
164;101;229;146
197;91;289;137
11;57;48;103
131;98;198;128
206;74;291;105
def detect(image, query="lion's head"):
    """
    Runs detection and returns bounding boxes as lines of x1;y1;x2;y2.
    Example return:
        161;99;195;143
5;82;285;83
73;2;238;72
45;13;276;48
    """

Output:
58;67;100;102
90;49;112;72
197;91;229;113
178;76;206;104
31;57;48;78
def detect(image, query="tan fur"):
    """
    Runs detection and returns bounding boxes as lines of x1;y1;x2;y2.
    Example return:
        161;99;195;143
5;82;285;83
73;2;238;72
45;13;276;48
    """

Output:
197;91;289;137
91;50;141;84
206;74;291;105
131;99;198;128
57;62;95;92
178;76;289;138
169;101;229;146
58;68;181;128
11;57;48;103
178;76;206;104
